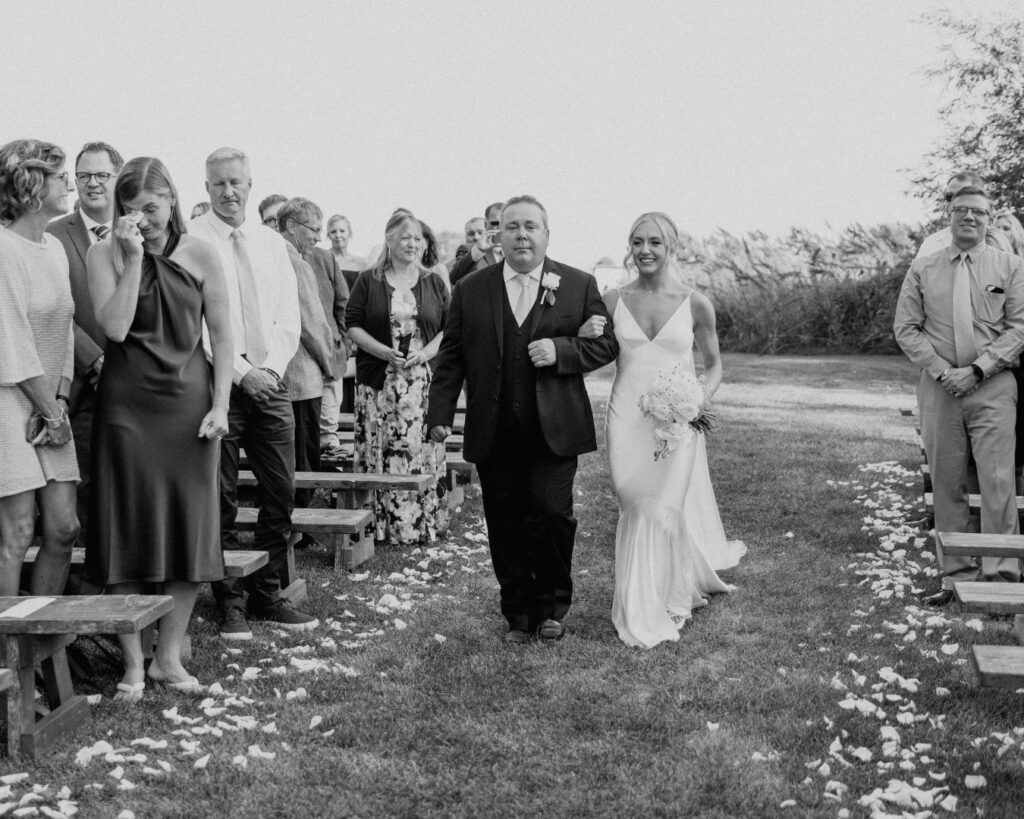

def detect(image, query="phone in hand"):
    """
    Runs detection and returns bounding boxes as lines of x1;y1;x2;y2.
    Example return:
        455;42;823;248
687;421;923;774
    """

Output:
25;412;45;444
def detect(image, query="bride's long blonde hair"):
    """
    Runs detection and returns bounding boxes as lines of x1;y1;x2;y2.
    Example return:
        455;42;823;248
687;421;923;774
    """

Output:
622;211;681;276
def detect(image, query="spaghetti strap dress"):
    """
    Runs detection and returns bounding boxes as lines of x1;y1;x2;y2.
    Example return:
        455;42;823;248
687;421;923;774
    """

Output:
86;234;224;585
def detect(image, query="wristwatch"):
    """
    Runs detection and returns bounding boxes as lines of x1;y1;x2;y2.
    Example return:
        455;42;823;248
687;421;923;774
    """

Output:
971;365;984;381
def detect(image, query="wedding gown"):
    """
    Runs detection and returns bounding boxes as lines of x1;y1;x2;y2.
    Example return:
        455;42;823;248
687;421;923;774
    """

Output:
607;294;746;648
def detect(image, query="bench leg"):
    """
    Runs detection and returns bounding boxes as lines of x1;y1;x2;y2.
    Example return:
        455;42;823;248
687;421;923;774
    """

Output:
2;636;21;760
278;540;307;604
13;636;89;760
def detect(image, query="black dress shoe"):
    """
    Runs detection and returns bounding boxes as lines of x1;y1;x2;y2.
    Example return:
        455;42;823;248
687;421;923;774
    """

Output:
922;588;955;606
537;619;566;641
504;628;532;645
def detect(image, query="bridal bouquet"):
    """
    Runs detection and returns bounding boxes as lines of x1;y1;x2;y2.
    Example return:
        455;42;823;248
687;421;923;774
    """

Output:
637;366;715;461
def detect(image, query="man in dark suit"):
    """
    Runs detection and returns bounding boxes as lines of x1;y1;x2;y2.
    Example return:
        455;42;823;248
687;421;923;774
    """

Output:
46;142;124;548
427;195;618;643
448;201;505;287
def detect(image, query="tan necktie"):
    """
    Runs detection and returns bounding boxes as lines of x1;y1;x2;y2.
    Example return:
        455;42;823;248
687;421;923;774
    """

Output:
231;229;268;367
952;252;979;367
513;273;533;326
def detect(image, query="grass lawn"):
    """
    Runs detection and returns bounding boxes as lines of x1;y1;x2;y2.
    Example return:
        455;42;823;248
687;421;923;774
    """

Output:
4;352;1024;818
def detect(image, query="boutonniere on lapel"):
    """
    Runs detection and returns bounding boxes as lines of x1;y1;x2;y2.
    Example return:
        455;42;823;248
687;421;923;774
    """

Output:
540;272;561;307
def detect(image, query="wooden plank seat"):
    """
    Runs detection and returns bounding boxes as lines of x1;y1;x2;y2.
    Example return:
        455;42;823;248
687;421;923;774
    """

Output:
334;429;464;452
0;594;172;759
22;548;269;660
954;581;1024;615
336;412;466;434
971;644;1024;689
235;507;374;571
920;465;1021;496
936;532;1024;559
924;493;1024;517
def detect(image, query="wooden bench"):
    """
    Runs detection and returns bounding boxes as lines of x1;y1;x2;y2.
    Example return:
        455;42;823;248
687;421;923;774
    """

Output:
446;456;477;507
971;644;1024;688
334;429;464;453
925;493;1024;519
337;412;466;434
936;532;1024;560
953;582;1024;615
0;595;172;759
22;547;269;657
236;507;374;572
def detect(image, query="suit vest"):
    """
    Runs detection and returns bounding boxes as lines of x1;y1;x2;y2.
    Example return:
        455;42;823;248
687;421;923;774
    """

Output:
498;288;541;439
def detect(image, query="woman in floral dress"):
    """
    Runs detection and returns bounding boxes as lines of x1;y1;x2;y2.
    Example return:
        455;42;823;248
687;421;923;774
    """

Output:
345;211;449;546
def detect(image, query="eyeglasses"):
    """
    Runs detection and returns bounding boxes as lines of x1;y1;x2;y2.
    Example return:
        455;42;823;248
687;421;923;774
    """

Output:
296;221;322;236
951;206;991;219
75;172;113;184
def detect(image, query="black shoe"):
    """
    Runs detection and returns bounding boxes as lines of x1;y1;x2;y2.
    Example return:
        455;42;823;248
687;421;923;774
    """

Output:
249;601;320;631
922;588;955;606
219;608;253;641
537;619;566;641
504;628;532;645
294;536;319;550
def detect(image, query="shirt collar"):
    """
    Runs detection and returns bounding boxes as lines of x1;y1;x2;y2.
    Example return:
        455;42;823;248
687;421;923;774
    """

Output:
205;210;247;240
79;210;110;233
949;240;986;262
502;260;544;284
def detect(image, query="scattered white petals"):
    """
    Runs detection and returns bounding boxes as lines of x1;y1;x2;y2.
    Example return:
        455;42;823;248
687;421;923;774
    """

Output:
706;722;719;732
193;754;211;770
433;634;447;643
309;716;323;730
964;774;986;789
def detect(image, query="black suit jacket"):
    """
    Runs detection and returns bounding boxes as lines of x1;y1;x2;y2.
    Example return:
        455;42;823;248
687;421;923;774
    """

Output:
427;258;618;461
449;247;501;287
46;212;106;410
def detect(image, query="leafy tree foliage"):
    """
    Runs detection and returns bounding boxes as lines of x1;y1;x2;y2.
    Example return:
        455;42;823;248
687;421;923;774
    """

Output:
913;12;1024;217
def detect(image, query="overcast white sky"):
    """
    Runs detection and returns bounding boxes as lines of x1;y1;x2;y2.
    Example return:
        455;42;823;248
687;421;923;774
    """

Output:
2;0;1016;266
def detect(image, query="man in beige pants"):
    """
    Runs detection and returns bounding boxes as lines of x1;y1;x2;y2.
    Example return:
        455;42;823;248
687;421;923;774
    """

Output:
894;185;1024;604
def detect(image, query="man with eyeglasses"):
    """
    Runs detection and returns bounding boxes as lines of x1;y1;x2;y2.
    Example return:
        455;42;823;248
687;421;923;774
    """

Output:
895;185;1024;606
276;198;342;547
46;141;124;553
189;147;319;640
914;171;986;261
449;201;505;287
258;194;288;231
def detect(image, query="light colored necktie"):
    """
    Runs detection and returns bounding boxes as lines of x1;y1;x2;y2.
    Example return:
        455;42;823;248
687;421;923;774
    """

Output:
231;229;268;367
513;273;533;326
952;252;979;367
91;225;109;241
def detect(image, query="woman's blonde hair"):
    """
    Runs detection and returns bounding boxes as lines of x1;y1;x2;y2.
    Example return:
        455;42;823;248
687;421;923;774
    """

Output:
368;210;426;278
0;139;65;223
995;211;1024;257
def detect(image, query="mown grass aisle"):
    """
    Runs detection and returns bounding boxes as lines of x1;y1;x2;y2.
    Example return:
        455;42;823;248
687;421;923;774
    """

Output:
4;354;1024;818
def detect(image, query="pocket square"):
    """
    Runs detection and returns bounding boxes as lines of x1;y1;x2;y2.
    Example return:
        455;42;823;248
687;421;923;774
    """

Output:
986;285;1005;294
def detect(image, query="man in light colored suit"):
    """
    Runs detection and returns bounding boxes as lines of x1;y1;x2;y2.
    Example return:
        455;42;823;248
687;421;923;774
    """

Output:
895;186;1024;605
46;141;123;548
277;197;337;545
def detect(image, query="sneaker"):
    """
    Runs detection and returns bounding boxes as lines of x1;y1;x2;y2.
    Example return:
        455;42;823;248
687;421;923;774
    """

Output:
249;601;320;632
219;608;253;641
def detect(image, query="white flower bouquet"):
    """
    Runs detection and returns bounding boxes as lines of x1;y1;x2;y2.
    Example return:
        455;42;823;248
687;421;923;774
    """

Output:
637;366;715;461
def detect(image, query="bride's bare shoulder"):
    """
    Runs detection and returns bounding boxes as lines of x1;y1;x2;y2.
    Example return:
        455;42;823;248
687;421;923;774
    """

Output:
602;287;620;314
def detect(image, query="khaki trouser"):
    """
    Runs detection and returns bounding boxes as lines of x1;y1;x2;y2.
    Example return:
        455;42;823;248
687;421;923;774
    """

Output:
918;369;1022;587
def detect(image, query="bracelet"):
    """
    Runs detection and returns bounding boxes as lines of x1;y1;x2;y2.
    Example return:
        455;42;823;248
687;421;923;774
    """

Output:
42;407;68;427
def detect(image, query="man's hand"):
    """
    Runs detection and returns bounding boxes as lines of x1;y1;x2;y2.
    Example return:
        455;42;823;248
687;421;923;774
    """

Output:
941;366;980;398
240;368;279;402
428;425;451;443
528;338;556;368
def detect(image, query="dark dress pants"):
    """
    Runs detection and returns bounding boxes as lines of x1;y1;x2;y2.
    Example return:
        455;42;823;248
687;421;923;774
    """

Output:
476;421;578;630
70;387;95;548
292;396;322;508
214;384;295;612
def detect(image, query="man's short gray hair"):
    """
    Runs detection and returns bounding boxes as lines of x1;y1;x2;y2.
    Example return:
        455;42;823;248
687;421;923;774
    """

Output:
205;147;250;174
278;197;323;232
500;195;548;230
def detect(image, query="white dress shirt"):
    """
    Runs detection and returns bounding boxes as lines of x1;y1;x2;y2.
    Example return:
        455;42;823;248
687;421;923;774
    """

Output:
79;211;111;243
190;210;300;383
915;226;952;261
502;261;542;315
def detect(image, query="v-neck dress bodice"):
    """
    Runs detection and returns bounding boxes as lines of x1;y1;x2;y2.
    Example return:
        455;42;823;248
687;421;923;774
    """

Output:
606;294;746;648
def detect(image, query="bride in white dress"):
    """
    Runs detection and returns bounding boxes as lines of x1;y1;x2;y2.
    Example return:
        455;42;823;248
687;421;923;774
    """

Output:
581;212;746;648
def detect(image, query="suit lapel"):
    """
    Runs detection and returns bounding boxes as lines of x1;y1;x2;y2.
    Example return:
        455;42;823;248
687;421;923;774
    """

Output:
68;213;91;267
528;259;553;339
488;266;505;359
